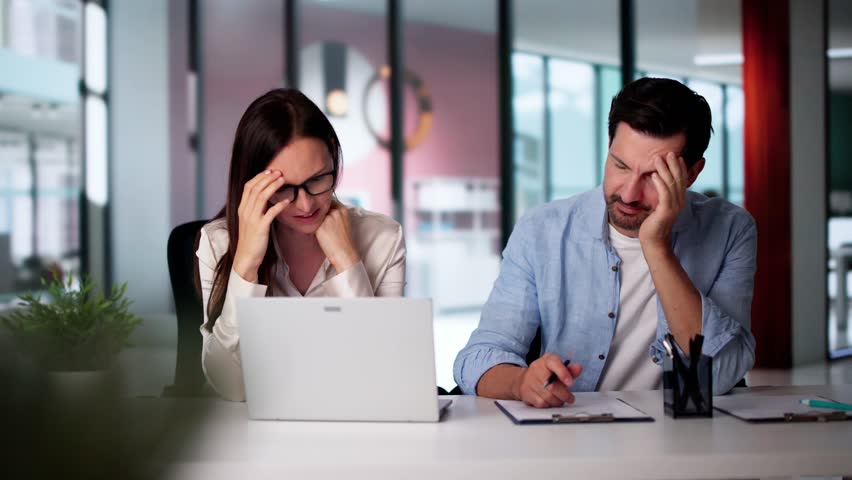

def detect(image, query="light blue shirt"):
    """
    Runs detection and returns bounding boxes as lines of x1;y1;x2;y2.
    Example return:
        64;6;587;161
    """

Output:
453;187;757;395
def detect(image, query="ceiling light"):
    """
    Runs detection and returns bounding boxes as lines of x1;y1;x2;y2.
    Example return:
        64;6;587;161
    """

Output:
31;104;44;119
326;89;349;117
695;47;852;67
693;53;744;67
828;48;852;59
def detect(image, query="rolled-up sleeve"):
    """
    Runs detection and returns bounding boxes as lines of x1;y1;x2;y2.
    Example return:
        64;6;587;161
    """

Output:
650;214;757;395
453;216;541;395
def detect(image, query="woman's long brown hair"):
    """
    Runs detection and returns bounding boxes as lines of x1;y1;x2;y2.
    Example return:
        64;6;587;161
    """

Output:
200;89;342;331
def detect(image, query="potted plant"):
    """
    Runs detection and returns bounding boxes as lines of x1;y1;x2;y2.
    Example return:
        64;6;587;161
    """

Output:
1;273;143;373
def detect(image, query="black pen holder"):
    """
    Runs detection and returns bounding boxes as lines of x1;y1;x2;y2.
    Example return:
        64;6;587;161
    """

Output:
663;353;713;418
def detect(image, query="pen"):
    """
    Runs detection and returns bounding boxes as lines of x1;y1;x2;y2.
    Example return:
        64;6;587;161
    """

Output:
800;398;852;412
542;359;572;389
662;338;674;357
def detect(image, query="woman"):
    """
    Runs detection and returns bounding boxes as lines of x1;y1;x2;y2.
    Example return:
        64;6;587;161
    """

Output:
196;89;406;401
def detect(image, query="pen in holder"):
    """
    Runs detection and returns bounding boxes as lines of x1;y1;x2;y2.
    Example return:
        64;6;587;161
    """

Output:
663;333;713;418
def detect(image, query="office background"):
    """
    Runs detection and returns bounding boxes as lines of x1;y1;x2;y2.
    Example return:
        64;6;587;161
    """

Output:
0;0;849;391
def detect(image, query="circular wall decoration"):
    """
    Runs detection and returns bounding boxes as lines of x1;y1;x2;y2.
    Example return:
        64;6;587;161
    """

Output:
300;42;380;167
362;66;433;151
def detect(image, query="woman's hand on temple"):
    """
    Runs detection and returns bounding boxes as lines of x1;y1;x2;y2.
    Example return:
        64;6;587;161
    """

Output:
233;170;290;282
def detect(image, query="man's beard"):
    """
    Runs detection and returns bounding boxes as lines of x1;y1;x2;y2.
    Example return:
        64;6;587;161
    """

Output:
606;194;651;231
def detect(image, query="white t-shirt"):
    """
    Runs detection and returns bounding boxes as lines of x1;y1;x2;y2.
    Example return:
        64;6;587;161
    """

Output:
596;225;663;391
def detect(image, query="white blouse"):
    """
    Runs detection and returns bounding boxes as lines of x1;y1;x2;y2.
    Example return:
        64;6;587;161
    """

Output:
196;206;406;401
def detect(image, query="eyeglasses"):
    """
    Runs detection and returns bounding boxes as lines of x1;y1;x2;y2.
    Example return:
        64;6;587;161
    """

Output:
269;170;336;204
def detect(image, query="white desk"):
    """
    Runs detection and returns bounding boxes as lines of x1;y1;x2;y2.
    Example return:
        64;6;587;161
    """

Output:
164;385;852;480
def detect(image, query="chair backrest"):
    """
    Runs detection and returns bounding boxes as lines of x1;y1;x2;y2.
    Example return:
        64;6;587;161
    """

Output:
526;327;543;366
164;220;208;395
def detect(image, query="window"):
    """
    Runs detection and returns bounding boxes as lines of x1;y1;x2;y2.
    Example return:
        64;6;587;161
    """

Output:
548;59;596;199
512;52;744;219
0;1;83;299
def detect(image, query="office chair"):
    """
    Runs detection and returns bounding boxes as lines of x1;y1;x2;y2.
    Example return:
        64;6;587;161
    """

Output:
443;327;745;394
162;220;209;397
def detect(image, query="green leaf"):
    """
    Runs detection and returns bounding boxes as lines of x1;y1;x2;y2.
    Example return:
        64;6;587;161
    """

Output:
0;273;144;370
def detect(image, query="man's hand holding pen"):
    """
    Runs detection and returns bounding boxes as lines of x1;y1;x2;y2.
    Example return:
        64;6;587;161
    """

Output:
510;353;583;408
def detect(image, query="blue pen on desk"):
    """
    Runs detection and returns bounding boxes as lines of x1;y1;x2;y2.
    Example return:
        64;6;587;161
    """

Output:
800;398;852;412
542;359;572;389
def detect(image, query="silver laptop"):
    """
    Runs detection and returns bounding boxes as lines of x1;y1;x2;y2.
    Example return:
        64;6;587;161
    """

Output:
238;297;452;422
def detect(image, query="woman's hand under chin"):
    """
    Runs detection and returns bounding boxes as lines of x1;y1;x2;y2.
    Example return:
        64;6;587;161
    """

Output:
315;200;361;272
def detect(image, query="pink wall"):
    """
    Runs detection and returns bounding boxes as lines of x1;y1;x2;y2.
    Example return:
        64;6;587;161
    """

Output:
403;21;499;178
302;6;499;218
201;0;285;218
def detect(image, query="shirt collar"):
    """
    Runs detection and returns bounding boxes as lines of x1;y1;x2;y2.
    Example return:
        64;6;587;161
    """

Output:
270;232;335;294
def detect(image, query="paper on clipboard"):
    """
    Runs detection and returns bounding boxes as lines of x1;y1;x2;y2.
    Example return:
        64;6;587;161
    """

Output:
713;394;852;422
496;392;653;424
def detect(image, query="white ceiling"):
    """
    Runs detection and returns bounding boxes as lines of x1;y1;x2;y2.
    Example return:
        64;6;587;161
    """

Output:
829;0;852;92
830;0;852;48
306;0;852;91
2;0;851;139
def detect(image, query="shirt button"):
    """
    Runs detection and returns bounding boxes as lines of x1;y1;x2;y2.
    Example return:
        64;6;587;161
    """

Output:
652;357;659;363
608;312;615;319
598;354;606;360
611;265;618;272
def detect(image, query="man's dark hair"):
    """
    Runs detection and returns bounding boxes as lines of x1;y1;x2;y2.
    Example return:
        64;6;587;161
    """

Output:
607;77;713;168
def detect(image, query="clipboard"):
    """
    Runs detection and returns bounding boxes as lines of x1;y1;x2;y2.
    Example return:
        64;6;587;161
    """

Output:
713;394;852;423
495;392;654;424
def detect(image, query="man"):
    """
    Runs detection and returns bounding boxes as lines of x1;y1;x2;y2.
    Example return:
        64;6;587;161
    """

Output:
453;77;756;407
